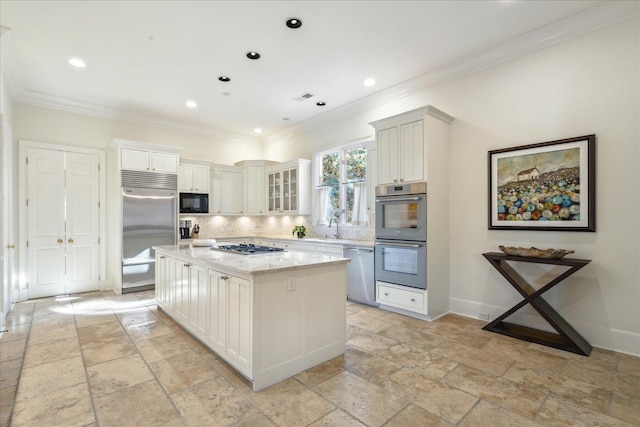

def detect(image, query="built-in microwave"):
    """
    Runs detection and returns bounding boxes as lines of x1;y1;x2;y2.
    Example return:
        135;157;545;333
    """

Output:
375;182;427;242
179;192;209;214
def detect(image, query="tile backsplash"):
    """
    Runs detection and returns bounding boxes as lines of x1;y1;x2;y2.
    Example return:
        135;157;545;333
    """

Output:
179;215;374;241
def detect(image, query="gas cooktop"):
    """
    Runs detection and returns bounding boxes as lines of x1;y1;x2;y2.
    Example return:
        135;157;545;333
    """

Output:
212;244;285;255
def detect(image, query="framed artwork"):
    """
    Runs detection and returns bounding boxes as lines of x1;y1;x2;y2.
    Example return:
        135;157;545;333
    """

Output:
488;134;595;231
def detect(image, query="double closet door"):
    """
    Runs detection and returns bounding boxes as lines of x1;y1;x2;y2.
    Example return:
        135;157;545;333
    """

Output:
27;147;101;299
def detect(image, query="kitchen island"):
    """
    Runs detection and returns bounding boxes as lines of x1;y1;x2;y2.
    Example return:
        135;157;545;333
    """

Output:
153;244;349;391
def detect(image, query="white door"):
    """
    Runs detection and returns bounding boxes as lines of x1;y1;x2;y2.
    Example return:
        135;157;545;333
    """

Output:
65;152;100;294
1;116;14;325
26;147;101;299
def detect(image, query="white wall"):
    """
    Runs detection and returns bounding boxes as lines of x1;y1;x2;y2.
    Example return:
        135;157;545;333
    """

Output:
264;17;640;355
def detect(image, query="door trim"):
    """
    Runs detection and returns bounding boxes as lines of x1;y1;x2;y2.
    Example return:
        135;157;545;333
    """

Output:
18;140;106;301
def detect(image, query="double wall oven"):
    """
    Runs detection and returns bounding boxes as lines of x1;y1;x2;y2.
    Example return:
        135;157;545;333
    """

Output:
375;182;427;290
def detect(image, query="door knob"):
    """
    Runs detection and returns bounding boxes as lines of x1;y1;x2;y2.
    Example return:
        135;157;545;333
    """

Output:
57;239;63;244
68;239;74;244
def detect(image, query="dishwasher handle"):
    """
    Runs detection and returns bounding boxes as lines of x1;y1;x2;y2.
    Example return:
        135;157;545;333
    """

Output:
344;247;374;253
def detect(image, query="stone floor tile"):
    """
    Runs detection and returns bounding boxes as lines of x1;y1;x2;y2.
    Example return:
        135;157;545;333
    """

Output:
3;309;33;328
503;362;612;413
423;322;491;349
30;311;76;329
93;379;180;426
434;313;479;330
33;299;72;317
377;311;432;330
382;368;477;424
443;364;546;419
617;372;640;399
537;394;635;426
308;408;367;426
458;400;540;427
86;353;154;397
432;340;512;376
23;336;81;368
609;392;640;425
347;324;398;353
77;319;126;344
563;358;640;398
385;404;451;426
171;376;259;426
0;358;21;389
81;333;138;366
618;353;640;377
0;338;27;362
378;324;445;351
205;356;253;392
149;350;218;394
125;319;173;342
74;312;117;328
483;337;568;373
330;345;402;386
374;343;458;379
347;311;394;333
115;306;159;327
234;414;276;426
0;386;16;426
357;306;389;319
0;323;30;343
28;321;77;346
295;359;344;388
15;356;86;402
10;382;94;427
135;332;193;364
250;378;335;427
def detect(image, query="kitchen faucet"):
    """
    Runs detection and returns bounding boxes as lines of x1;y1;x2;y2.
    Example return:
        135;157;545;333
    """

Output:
329;216;341;239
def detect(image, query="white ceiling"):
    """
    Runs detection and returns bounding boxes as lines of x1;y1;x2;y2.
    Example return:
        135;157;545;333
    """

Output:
0;1;633;139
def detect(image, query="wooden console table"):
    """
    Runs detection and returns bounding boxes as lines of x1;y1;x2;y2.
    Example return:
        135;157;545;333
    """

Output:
482;252;592;356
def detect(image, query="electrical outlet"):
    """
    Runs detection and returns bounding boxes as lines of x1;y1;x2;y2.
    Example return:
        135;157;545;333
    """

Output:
478;312;490;320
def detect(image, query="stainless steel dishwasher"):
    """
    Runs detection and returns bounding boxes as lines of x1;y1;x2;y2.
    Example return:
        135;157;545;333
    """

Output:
343;246;377;306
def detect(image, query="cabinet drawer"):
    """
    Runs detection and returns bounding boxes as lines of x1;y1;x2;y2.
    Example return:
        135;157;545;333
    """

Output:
377;284;424;310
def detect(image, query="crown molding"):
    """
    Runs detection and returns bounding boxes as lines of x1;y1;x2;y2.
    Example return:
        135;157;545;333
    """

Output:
283;1;639;136
6;1;638;144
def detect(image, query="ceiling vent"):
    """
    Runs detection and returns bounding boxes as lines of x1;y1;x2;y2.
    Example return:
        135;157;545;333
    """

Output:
294;92;314;102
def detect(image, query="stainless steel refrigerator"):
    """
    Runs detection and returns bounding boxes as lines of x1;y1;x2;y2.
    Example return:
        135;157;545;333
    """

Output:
122;186;177;293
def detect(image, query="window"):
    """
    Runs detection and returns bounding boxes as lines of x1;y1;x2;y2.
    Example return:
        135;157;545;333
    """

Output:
314;142;371;226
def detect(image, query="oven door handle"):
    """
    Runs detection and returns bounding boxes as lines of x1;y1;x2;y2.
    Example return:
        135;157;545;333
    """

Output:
375;196;421;202
375;241;422;248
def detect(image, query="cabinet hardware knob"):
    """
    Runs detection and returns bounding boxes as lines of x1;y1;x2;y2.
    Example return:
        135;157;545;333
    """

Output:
160;256;166;259
411;298;415;302
384;293;389;296
68;239;74;243
6;244;15;249
393;179;398;183
220;276;229;281
184;263;192;267
57;239;63;244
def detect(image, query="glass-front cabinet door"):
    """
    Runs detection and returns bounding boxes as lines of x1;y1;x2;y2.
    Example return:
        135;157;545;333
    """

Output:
268;171;282;213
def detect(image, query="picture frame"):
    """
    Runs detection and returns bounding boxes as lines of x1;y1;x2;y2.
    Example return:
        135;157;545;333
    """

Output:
488;134;595;231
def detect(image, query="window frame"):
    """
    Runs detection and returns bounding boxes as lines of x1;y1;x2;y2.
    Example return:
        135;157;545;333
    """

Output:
313;140;373;227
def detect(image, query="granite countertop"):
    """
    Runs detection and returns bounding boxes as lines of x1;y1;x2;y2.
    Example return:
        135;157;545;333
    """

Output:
191;235;375;247
154;244;349;276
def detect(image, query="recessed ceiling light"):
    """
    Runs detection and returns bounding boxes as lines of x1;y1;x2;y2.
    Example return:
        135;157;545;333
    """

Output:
68;57;86;68
185;100;198;108
363;78;376;87
218;76;231;82
254;128;262;134
316;101;326;106
286;18;302;29
246;51;261;60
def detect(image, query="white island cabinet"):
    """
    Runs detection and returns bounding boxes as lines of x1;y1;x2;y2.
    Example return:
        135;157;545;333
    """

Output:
154;244;348;391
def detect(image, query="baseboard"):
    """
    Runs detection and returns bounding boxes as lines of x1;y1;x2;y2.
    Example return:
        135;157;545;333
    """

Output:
449;297;640;357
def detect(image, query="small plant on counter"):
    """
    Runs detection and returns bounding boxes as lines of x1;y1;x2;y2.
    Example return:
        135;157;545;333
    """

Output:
292;225;306;238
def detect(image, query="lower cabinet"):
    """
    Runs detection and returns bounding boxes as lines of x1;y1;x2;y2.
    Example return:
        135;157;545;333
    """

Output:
376;281;429;318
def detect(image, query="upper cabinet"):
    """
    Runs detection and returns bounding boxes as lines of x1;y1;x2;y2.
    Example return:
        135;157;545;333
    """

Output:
265;159;311;215
235;160;278;215
121;147;178;174
370;106;453;186
179;164;210;193
211;165;244;215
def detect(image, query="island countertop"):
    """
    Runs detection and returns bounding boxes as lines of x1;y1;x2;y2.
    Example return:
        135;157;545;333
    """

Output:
153;243;349;276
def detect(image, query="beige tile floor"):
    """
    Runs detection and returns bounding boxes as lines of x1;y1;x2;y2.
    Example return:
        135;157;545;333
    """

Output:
1;290;639;427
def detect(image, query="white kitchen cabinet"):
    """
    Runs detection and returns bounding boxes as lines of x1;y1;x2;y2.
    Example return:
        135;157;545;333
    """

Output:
226;274;252;370
366;146;377;215
211;166;244;214
265;159;311;215
207;269;227;353
371;105;454;320
179;164;210;193
121;147;178;173
235;160;278;215
375;120;423;185
188;263;208;335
